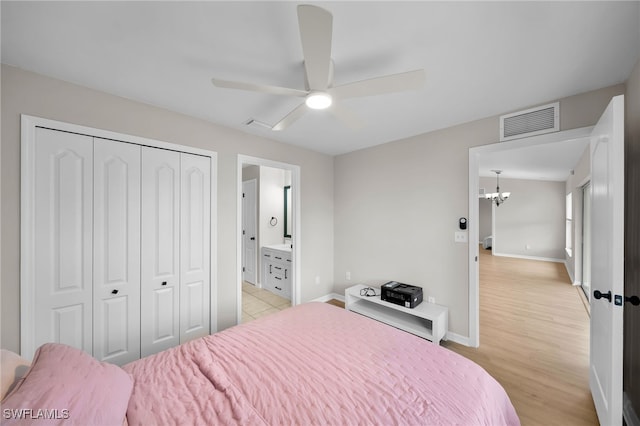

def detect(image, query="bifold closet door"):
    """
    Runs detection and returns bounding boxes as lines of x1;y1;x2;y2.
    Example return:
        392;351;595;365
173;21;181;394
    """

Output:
180;153;211;342
141;147;181;357
33;128;93;354
93;138;141;365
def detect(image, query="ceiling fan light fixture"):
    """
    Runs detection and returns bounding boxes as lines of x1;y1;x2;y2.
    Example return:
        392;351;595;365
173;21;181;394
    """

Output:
305;92;332;110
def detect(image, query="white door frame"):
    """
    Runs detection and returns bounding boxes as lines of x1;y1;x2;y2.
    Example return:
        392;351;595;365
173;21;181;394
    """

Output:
467;126;593;347
236;155;301;325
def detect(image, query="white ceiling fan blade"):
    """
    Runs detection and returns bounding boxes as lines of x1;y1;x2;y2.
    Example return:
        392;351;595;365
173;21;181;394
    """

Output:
272;103;308;131
297;5;333;90
329;103;364;130
330;69;426;100
211;78;307;97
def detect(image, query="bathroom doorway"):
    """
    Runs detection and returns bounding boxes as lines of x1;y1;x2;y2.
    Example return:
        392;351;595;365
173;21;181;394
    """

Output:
236;155;300;325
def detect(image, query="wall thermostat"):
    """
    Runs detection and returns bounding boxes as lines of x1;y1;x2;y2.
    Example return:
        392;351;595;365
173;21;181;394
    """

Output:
459;217;467;230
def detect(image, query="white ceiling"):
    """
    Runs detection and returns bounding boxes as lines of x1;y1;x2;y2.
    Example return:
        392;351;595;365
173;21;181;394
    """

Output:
2;1;639;166
478;136;590;181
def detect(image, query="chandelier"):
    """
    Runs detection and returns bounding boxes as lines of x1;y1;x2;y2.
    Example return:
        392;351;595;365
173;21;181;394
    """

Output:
485;170;510;206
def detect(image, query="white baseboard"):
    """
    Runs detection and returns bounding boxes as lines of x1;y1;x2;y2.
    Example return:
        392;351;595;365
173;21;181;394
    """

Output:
445;331;471;347
492;252;565;263
564;260;577;284
311;293;345;303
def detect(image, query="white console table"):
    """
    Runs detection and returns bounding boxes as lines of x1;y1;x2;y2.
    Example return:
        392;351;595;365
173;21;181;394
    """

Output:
345;284;448;345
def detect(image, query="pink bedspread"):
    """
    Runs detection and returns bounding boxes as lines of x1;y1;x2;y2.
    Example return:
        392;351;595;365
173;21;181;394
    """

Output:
124;302;519;425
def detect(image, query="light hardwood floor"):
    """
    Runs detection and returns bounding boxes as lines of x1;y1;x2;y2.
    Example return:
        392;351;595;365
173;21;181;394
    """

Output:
442;247;598;426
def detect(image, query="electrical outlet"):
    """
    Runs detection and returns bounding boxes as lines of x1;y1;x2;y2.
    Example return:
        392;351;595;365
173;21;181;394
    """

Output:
346;271;351;281
428;296;436;304
454;231;468;243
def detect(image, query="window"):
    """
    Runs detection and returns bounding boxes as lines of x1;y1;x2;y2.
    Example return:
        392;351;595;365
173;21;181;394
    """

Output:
565;192;573;256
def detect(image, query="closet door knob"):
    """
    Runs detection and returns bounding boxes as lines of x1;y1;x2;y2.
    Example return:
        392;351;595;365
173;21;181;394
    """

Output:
162;281;167;286
111;289;119;295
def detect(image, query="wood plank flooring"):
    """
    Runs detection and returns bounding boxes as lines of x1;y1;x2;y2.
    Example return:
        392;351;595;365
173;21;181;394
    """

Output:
442;248;598;426
329;248;597;425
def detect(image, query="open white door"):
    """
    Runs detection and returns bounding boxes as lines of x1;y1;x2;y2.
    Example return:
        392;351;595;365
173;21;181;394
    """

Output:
590;95;624;426
242;179;257;284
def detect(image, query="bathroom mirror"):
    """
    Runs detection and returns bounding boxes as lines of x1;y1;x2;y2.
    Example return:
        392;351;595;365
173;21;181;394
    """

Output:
284;185;291;238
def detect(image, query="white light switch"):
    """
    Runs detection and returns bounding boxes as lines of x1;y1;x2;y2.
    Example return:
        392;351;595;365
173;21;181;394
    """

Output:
454;231;468;243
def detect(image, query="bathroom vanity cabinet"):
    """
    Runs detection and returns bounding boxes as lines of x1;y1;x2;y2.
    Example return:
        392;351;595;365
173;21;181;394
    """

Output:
261;246;292;300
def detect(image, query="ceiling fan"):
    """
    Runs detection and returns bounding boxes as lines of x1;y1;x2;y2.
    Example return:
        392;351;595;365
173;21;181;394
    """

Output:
211;4;426;131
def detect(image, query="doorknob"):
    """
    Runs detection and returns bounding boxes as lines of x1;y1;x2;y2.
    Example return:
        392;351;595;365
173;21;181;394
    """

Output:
594;290;612;302
626;295;640;306
111;289;118;295
250;237;255;240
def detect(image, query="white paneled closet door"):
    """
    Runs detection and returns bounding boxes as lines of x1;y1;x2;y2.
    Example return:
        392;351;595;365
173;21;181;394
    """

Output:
93;139;141;365
141;147;181;357
180;153;211;343
33;128;94;355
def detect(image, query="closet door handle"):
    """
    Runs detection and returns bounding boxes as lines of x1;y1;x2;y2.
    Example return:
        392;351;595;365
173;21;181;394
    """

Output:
111;289;119;295
284;269;288;279
162;281;168;286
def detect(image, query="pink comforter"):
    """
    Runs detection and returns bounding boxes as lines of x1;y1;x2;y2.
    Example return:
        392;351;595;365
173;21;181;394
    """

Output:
124;302;519;425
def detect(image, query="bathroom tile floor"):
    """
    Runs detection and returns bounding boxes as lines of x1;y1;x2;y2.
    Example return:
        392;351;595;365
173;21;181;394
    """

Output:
242;281;291;323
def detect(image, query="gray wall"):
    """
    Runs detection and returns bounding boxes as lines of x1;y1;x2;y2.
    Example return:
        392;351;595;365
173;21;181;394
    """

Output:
334;84;624;338
490;177;566;260
478;198;492;243
1;65;335;353
1;63;627;347
565;146;590;284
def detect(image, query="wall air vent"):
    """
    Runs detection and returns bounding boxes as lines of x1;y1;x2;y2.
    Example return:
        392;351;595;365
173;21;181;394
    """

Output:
500;102;559;142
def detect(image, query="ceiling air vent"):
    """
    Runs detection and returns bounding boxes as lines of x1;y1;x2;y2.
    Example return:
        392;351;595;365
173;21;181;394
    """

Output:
500;102;559;142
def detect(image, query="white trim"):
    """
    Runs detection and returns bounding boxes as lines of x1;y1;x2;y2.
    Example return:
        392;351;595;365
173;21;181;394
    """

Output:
491;252;565;263
20;114;218;358
20;117;37;358
236;155;301;326
445;331;470;346
564;260;577;284
311;293;345;303
468;126;593;349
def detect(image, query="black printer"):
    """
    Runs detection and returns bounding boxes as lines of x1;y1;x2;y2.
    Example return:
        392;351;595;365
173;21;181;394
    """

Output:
380;281;423;308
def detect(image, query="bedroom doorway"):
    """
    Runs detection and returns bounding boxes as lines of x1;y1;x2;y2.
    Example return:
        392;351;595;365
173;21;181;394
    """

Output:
468;126;593;346
236;155;300;326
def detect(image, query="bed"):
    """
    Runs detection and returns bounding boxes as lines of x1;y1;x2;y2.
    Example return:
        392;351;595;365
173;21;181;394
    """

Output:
2;302;519;425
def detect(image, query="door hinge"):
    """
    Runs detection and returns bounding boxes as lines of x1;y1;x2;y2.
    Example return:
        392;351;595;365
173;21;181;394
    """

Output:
242;192;245;198
243;230;245;235
242;266;245;272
